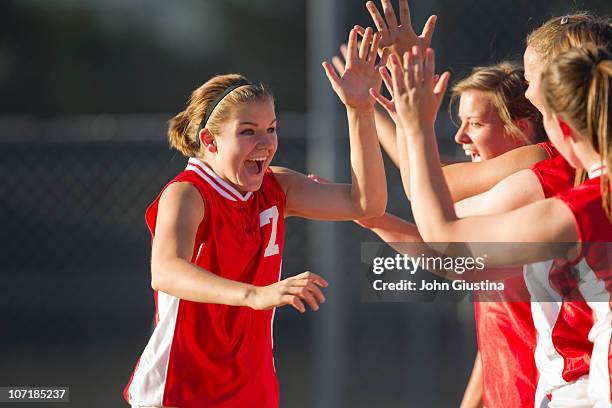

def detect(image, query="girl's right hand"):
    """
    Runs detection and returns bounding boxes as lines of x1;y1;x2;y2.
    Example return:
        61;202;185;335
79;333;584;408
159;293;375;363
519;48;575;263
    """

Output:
247;271;328;313
322;27;389;110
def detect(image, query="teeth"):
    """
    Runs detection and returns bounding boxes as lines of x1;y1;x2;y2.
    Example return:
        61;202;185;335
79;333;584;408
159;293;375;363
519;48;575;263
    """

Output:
248;157;266;162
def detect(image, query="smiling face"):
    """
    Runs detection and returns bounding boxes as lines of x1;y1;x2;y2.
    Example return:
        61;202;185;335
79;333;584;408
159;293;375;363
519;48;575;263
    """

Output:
202;99;278;193
454;90;525;161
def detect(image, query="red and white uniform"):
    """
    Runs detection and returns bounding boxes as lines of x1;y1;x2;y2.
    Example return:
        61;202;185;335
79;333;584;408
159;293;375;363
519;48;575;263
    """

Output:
472;142;567;408
124;158;286;408
556;168;611;407
474;279;539;407
526;146;612;406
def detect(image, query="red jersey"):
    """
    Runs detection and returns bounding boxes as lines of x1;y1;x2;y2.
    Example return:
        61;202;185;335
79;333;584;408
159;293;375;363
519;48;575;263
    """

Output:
525;144;592;398
124;158;286;408
472;142;559;408
556;173;611;405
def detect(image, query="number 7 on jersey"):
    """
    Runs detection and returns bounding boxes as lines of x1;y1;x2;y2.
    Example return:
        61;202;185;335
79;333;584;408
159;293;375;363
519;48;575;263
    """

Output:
260;206;279;257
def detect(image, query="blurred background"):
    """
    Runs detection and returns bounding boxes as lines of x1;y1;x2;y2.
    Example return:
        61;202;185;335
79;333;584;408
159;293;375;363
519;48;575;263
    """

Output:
1;1;611;407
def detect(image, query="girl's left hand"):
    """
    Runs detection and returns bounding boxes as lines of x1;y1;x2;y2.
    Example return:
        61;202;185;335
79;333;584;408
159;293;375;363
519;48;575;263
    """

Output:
384;46;450;133
322;27;389;110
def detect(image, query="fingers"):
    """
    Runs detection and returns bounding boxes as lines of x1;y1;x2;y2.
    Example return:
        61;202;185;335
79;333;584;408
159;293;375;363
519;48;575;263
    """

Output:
423;47;434;86
369;87;395;116
346;27;359;65
287;285;320;311
381;0;399;31
359;27;373;60
399;0;411;25
321;61;342;92
375;48;391;70
295;271;329;287
281;294;306;313
366;1;388;32
420;15;437;50
379;65;394;97
412;46;423;85
340;43;348;60
368;32;381;64
402;51;414;89
388;53;407;95
434;71;451;99
331;56;346;75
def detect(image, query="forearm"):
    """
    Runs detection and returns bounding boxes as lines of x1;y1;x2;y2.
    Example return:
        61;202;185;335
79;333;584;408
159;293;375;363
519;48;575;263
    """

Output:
366;213;423;243
347;106;387;217
405;127;458;242
374;106;400;168
151;257;254;307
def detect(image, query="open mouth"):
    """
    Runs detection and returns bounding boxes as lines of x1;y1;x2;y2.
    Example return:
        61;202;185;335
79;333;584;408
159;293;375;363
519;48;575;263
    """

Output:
245;157;267;175
464;150;481;162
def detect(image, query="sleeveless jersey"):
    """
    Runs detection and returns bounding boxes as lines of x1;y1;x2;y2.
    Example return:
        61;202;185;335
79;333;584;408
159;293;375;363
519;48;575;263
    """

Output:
525;146;599;401
124;157;286;408
472;142;558;408
556;175;612;405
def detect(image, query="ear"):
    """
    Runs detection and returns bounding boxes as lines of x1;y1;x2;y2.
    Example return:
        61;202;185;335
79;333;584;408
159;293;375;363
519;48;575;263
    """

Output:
515;118;534;143
199;129;217;153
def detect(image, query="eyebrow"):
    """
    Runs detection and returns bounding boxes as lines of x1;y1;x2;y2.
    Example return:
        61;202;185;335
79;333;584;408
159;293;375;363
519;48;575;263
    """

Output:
238;118;277;126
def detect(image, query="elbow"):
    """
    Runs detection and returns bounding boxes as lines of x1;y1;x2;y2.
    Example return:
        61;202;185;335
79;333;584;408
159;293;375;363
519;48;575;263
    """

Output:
150;258;169;292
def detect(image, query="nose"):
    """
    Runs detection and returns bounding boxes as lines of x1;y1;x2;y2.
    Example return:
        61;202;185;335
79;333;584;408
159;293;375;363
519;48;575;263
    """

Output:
257;131;276;150
454;125;471;145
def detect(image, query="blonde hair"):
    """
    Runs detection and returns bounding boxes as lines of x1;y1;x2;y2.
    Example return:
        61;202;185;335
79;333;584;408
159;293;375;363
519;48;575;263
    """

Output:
541;47;612;220
449;62;543;144
527;11;612;64
527;12;612;184
168;74;273;157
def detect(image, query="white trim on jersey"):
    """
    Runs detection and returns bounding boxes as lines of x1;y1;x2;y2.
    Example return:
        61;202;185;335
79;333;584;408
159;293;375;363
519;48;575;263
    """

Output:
524;260;569;395
128;292;180;406
187;158;254;202
587;163;607;179
574;258;612;405
185;164;237;201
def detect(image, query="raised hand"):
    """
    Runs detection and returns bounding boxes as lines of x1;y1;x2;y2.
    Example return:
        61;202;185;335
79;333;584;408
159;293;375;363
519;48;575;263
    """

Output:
247;271;328;313
322;27;389;110
382;47;450;132
358;0;437;60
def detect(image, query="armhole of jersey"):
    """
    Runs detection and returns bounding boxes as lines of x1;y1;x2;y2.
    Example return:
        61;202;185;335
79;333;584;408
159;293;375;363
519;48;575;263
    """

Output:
530;167;548;199
553;195;583;264
266;168;288;210
163;179;209;233
538;142;556;159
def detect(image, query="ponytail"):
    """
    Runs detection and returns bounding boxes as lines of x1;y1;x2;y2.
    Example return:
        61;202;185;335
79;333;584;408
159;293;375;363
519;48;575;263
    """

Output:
587;60;612;218
168;110;199;157
541;47;612;220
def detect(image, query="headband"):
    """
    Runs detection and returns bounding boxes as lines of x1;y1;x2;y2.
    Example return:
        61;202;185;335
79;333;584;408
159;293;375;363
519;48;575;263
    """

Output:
196;78;253;139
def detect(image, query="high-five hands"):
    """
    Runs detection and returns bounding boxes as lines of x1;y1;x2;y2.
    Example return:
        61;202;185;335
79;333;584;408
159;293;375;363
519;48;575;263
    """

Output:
371;46;450;133
358;0;437;60
322;27;390;110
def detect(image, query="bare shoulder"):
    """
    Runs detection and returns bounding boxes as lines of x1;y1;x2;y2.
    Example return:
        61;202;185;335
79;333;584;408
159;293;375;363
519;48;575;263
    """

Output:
158;182;205;223
269;166;305;194
490;144;549;167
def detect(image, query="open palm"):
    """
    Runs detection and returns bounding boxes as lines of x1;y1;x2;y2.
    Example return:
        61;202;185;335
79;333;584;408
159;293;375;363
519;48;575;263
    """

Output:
322;27;389;110
359;0;437;59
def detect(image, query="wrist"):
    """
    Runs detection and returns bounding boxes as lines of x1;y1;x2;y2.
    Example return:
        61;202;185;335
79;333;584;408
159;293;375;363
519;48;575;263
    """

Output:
346;105;375;115
242;284;258;309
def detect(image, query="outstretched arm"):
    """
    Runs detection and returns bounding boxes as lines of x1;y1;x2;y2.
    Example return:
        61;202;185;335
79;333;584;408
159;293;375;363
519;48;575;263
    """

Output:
274;28;388;221
443;145;549;202
387;48;578;265
150;182;327;313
